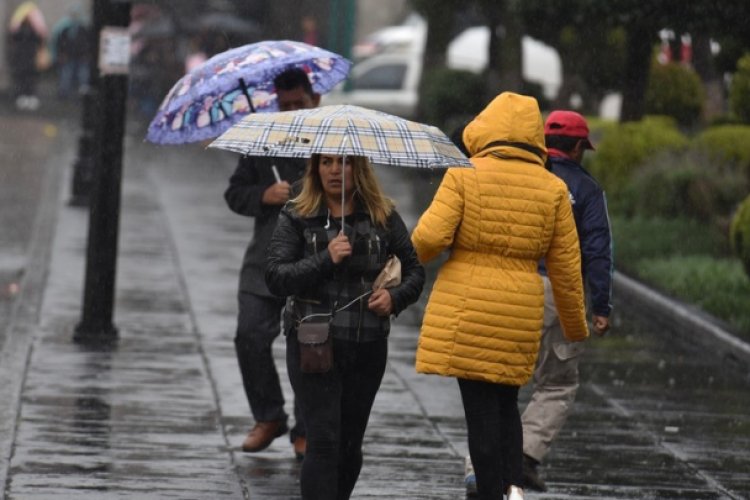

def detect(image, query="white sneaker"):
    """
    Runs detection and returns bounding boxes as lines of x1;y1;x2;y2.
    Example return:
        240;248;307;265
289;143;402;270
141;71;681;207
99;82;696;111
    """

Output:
507;485;524;499
26;95;40;110
15;96;27;110
464;455;477;495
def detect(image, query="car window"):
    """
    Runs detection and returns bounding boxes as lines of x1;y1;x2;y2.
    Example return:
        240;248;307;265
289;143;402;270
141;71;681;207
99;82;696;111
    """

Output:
351;64;407;91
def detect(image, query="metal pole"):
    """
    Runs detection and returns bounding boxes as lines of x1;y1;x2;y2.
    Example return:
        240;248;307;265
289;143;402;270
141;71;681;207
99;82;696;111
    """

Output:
74;0;131;342
69;0;105;207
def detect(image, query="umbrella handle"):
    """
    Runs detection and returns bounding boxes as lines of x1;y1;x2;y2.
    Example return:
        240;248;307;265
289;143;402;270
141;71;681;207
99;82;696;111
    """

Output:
238;78;256;113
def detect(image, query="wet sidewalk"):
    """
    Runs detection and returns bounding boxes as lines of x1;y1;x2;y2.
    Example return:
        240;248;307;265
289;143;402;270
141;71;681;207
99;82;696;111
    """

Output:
0;132;470;499
2;118;749;499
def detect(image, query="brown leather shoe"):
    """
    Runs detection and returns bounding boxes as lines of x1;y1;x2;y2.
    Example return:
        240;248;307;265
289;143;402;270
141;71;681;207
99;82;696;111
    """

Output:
241;420;288;452
292;436;306;461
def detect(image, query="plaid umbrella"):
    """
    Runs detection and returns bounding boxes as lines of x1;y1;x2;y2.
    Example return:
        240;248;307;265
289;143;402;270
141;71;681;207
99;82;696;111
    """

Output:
146;40;351;145
208;104;472;169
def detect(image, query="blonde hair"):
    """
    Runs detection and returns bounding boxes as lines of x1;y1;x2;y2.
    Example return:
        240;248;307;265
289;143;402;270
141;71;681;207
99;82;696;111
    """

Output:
293;154;394;227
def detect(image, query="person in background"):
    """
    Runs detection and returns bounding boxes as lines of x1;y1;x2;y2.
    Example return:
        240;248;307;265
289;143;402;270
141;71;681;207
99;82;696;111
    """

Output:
224;67;319;460
411;92;589;500
265;153;424;499
519;110;613;491
7;1;48;111
50;4;89;99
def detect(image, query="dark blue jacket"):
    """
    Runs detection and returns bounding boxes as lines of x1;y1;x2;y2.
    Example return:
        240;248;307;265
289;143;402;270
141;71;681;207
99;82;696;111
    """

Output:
540;152;613;317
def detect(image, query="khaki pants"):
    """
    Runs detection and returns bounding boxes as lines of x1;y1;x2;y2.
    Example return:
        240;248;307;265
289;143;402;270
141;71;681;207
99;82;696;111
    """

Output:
521;277;585;463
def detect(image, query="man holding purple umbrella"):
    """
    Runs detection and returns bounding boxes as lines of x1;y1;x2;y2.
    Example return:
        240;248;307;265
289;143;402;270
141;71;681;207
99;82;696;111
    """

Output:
224;67;320;460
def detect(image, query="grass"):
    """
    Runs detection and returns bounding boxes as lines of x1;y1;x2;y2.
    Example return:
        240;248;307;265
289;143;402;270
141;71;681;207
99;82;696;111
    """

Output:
611;216;750;341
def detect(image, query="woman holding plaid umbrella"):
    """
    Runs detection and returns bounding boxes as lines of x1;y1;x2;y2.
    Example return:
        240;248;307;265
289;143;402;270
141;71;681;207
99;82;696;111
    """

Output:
265;153;424;500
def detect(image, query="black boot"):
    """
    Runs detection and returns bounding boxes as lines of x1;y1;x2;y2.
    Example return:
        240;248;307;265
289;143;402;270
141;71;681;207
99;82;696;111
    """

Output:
522;454;547;492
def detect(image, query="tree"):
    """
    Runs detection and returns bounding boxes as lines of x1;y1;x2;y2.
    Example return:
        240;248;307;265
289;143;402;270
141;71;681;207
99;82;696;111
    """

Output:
411;0;466;119
477;0;523;100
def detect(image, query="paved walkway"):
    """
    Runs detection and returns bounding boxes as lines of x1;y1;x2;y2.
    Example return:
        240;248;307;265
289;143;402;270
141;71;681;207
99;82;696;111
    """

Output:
1;115;749;499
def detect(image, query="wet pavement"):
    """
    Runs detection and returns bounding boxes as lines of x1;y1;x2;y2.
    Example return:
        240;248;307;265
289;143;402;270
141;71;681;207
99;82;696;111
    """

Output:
0;101;749;499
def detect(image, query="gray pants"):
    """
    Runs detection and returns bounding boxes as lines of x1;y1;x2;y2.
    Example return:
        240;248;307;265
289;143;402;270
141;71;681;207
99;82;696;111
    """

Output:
521;277;585;463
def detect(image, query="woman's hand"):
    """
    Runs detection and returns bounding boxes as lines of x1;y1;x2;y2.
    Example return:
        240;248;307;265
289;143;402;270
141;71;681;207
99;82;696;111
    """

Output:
368;288;393;316
328;232;352;264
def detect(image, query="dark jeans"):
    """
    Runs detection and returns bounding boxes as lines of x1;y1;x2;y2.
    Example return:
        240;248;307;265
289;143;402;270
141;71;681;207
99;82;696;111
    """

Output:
235;292;304;439
458;378;522;499
287;332;388;500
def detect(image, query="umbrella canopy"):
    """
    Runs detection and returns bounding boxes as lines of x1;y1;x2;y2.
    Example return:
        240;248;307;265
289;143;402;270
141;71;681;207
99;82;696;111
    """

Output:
146;40;351;145
208;104;472;169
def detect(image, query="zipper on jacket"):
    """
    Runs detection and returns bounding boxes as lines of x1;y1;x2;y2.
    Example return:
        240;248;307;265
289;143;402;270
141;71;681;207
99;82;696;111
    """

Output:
312;232;317;253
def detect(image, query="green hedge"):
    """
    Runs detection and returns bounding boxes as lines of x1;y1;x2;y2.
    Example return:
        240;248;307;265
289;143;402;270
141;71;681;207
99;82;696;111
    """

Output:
645;62;704;127
624;150;748;222
692;125;750;178
587;116;687;208
420;68;485;132
731;195;750;276
729;53;750;123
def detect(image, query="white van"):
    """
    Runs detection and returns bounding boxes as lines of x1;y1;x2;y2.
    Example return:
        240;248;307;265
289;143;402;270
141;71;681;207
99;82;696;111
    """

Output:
323;16;561;119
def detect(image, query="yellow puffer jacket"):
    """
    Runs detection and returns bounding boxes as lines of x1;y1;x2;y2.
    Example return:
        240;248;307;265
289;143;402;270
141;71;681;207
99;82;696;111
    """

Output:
412;92;589;386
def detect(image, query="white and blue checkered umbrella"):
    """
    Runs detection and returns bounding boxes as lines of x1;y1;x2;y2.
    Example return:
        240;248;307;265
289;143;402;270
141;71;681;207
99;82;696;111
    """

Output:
208;104;472;169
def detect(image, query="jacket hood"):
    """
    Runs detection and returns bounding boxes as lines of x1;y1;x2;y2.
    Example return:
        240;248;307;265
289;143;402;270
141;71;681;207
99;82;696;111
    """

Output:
463;92;547;166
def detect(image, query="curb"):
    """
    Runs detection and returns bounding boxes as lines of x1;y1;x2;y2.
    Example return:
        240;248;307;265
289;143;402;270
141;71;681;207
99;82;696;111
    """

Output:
614;271;750;373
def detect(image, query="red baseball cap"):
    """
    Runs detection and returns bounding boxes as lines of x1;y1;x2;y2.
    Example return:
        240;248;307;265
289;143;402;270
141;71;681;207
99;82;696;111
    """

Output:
544;110;595;150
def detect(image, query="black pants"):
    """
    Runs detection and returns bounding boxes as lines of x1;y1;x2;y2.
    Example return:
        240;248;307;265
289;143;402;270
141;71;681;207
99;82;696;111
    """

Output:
458;378;522;499
235;292;304;439
287;333;388;500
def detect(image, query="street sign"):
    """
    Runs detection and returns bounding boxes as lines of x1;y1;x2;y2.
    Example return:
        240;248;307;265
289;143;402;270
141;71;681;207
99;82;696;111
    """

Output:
98;27;130;75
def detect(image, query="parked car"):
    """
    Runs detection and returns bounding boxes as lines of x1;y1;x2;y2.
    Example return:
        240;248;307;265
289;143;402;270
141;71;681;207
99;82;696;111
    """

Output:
323;15;561;119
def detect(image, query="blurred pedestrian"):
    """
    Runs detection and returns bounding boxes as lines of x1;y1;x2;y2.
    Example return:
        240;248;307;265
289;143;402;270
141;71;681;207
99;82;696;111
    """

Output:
411;92;589;500
50;5;90;99
7;1;48;111
519;110;613;491
224;68;320;460
265;153;424;500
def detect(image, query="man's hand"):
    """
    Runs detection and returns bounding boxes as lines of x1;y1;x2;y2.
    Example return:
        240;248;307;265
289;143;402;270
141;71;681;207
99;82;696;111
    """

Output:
368;288;393;316
328;232;352;264
592;315;610;336
262;181;291;205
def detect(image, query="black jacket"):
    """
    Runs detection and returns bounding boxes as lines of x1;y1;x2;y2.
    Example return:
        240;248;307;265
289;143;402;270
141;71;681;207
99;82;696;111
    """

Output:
265;202;425;342
224;155;306;297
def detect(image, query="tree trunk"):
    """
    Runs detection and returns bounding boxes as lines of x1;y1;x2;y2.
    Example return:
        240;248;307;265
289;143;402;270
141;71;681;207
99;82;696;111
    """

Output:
693;34;725;122
482;0;523;101
620;25;654;122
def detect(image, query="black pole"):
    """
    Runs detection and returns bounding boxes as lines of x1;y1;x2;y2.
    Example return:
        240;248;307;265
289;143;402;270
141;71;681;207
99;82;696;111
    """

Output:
69;1;104;207
74;0;131;342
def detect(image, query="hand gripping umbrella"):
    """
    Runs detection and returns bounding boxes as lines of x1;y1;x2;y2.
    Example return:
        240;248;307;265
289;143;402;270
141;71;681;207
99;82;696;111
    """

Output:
208;104;472;225
146;40;351;145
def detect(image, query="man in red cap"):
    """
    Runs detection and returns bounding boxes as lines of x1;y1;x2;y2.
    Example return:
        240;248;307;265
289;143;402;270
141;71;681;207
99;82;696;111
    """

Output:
520;110;613;491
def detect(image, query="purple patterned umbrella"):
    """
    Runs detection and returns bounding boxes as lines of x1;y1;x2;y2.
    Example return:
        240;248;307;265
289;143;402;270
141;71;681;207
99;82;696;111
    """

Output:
146;40;351;145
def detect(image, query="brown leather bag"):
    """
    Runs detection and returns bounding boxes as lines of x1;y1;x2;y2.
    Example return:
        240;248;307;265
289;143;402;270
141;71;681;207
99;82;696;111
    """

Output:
297;320;333;373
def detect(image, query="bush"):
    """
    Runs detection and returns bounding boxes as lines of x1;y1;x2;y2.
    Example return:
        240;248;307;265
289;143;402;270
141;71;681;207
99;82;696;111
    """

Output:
731;195;750;276
420;68;485;131
587;116;687;208
645;62;705;127
624;150;748;222
729;53;750;123
611;216;730;274
692;125;750;179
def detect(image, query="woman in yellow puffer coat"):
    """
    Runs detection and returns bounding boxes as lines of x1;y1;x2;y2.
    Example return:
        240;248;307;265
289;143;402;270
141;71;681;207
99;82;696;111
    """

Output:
411;92;588;499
